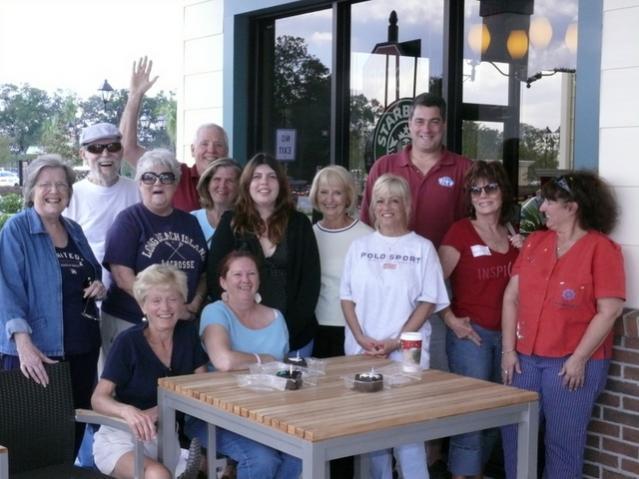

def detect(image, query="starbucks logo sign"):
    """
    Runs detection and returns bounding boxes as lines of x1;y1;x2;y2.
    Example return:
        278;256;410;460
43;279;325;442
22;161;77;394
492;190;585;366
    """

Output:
372;97;413;163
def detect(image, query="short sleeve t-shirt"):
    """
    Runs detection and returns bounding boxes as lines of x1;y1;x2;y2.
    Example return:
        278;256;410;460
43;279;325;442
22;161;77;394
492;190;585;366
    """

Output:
102;203;208;323
101;321;208;411
56;236;100;354
441;218;519;330
513;230;625;359
199;300;289;365
340;231;449;368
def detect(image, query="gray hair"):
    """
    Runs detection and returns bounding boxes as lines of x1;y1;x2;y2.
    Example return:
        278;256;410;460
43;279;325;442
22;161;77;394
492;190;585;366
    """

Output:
135;148;182;182
369;174;412;230
196;157;242;208
309;165;359;217
193;123;229;153
132;263;188;306
23;154;75;208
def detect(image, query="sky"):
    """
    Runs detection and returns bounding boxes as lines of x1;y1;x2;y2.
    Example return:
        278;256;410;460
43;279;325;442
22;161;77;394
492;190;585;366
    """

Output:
0;0;180;98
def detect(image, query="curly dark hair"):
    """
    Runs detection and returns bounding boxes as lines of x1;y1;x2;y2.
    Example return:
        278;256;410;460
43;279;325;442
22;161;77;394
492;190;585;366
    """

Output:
463;160;515;225
541;171;618;234
232;153;295;244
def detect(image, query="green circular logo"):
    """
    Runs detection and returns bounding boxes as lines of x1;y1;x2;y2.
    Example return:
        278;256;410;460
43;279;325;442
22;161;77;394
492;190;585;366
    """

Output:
372;97;413;163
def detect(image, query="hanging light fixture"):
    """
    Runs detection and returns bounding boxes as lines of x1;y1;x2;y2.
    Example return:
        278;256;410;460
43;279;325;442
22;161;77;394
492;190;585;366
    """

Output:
468;23;491;55
529;16;553;49
564;22;578;54
506;30;529;59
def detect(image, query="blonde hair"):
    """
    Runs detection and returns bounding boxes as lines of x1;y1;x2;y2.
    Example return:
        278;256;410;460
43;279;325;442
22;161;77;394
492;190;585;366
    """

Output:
368;174;411;230
132;263;188;305
196;157;241;208
309;166;358;216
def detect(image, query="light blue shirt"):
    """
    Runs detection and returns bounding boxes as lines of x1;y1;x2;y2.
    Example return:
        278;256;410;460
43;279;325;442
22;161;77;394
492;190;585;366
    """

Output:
191;209;215;247
199;300;289;364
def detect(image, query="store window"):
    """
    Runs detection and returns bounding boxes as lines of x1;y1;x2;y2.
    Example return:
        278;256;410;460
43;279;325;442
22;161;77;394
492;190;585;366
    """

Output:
250;0;583;200
256;8;332;196
349;0;444;183
461;0;578;197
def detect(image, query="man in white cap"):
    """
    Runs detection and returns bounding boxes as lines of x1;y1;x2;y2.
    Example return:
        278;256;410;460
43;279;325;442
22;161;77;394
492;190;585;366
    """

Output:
64;122;139;285
119;56;229;211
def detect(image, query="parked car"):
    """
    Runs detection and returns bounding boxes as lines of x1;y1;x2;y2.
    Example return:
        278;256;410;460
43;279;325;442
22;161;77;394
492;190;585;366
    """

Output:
0;170;19;187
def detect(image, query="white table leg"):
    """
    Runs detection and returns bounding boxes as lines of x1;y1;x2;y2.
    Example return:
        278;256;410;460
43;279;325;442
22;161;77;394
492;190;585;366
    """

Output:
157;389;178;474
516;400;539;479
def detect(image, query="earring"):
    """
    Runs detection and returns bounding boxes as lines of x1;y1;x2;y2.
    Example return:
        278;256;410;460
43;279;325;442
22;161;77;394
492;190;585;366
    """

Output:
221;292;229;302
254;293;262;304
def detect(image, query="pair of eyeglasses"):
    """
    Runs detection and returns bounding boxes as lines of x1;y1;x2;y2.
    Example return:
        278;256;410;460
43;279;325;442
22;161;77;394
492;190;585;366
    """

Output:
469;183;500;196
85;142;122;154
81;277;99;321
37;182;69;192
554;176;573;195
140;172;177;185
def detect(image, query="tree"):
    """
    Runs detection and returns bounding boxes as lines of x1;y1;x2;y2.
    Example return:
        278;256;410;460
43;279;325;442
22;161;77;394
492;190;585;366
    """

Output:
271;35;332;182
0;84;55;153
0;82;177;167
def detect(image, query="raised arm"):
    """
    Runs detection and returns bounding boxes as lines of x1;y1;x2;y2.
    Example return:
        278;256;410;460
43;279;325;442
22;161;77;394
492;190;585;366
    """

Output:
119;56;158;168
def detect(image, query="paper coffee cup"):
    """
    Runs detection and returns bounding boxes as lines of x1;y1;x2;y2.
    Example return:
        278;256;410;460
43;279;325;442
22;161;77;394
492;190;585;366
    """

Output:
400;331;422;372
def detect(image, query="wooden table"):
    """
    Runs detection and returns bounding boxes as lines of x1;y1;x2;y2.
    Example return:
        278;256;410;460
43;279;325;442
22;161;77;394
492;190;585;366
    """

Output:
158;355;538;478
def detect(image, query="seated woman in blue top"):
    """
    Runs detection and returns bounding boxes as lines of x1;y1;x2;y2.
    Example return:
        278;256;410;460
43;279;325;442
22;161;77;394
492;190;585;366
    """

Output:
91;264;208;479
186;250;301;479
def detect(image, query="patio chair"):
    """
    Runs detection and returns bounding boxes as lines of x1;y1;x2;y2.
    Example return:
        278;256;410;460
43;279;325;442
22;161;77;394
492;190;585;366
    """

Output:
0;362;144;479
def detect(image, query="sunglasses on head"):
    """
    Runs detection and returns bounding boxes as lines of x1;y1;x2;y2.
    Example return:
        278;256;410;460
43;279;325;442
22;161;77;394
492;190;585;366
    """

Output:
85;142;122;154
469;183;500;196
140;171;177;185
554;175;573;195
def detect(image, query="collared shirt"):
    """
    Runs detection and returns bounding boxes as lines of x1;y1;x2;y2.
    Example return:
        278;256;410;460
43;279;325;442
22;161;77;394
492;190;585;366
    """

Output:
361;145;472;247
513;230;625;359
173;163;201;212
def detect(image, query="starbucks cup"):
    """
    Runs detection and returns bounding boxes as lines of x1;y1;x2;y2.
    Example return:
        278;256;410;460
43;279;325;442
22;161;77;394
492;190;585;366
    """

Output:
400;331;422;372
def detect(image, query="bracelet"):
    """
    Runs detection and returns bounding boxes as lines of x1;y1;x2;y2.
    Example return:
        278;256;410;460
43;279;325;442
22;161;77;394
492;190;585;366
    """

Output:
253;353;261;364
501;349;516;355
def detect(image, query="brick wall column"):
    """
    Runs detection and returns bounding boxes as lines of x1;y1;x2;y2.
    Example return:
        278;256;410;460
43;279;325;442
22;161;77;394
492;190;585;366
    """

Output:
584;309;639;478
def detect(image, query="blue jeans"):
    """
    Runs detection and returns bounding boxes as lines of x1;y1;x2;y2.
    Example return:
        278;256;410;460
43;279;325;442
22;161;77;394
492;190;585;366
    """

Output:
185;417;302;479
446;323;501;476
501;354;609;479
369;442;429;479
288;339;314;359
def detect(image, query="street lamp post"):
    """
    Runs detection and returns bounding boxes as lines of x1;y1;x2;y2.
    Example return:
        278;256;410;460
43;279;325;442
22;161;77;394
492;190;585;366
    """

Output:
98;79;114;110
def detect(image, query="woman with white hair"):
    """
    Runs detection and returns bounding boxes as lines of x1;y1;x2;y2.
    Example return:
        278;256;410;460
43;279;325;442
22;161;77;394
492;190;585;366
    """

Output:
340;174;449;479
101;149;208;354
0;154;106;455
92;264;207;479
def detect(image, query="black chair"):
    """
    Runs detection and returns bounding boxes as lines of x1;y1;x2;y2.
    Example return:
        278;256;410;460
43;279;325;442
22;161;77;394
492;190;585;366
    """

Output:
0;362;143;478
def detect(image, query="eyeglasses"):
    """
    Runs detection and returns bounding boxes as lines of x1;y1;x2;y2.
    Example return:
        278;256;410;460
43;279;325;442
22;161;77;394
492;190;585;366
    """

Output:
37;182;69;192
81;277;99;321
85;142;122;154
140;171;177;185
469;183;500;196
554;176;573;195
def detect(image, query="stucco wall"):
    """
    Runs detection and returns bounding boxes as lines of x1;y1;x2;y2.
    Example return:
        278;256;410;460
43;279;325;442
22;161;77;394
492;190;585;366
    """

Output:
600;0;639;309
178;0;225;164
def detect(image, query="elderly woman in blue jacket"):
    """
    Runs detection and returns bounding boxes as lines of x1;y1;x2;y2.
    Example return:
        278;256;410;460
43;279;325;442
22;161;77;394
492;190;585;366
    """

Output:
0;154;106;454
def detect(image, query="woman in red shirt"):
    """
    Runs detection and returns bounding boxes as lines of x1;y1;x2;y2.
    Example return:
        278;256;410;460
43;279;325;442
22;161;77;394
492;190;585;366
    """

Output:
501;172;625;478
439;160;520;479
